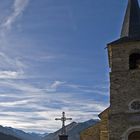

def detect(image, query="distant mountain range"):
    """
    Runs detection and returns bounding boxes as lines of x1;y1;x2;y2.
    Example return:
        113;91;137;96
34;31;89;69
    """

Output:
0;119;98;140
0;125;42;140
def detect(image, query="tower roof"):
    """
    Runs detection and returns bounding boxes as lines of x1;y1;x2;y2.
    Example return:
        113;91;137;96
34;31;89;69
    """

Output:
121;0;140;38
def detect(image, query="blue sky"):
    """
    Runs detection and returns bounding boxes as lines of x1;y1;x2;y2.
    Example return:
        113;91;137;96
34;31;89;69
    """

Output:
0;0;130;133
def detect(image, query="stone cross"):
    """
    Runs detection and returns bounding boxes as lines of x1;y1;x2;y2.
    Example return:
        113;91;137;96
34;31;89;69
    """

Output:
55;112;72;135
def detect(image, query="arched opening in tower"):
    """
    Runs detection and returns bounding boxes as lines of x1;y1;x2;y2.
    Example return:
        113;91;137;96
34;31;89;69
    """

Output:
128;131;140;140
129;53;140;69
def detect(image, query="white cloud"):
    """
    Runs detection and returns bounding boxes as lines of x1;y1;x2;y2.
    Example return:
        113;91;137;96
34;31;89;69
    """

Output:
0;0;109;133
0;80;42;94
0;0;28;79
0;79;109;133
0;52;26;79
0;99;31;107
0;0;109;130
2;0;29;31
0;0;29;77
50;81;66;90
0;71;22;79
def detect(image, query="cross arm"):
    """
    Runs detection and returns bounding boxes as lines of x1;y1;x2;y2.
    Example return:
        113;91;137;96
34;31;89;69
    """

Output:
55;118;62;120
66;118;72;120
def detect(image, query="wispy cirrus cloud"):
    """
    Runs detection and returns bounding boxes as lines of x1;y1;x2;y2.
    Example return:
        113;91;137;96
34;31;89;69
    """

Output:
0;71;23;79
0;52;26;79
0;52;24;69
0;0;109;133
0;0;29;79
50;81;66;89
1;0;29;31
0;79;109;132
47;80;109;96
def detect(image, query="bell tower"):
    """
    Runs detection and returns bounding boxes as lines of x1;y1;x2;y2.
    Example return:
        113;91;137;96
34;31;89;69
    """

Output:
107;0;140;139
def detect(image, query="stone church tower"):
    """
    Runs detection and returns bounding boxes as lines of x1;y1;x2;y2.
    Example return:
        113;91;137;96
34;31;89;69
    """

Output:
108;0;140;139
80;0;140;140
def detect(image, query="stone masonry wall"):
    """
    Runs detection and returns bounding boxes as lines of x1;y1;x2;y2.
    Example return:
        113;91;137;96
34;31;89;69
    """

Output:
80;123;100;140
108;41;140;140
80;109;109;140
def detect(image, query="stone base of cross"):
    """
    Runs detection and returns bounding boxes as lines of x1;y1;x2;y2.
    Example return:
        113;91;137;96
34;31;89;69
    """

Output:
59;135;68;140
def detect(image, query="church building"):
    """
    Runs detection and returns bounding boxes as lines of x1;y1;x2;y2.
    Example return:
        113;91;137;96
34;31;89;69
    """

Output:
80;0;140;139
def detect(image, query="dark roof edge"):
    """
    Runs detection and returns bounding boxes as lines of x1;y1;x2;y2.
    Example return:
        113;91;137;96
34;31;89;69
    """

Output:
107;37;140;46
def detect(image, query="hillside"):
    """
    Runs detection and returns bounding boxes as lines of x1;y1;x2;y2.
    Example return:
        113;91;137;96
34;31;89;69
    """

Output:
0;132;22;140
44;119;99;140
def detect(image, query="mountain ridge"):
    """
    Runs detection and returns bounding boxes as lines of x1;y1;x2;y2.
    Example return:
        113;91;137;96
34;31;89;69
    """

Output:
0;119;99;140
44;119;99;140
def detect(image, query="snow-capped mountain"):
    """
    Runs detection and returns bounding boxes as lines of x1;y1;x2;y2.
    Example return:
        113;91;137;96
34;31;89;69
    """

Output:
44;119;99;140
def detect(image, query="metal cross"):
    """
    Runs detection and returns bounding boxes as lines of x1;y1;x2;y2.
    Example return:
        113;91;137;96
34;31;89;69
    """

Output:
55;112;72;135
